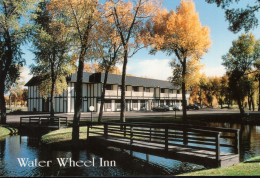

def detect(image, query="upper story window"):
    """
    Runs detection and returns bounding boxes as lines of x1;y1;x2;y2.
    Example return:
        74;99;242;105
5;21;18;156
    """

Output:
105;84;113;90
177;90;180;94
169;89;173;94
133;86;139;92
145;87;150;92
118;85;121;91
160;88;165;93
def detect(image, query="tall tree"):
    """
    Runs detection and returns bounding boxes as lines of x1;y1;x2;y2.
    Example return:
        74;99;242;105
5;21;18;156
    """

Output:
222;33;260;115
31;0;75;116
205;0;260;33
49;0;100;143
104;0;160;123
0;0;39;124
145;0;211;120
92;14;123;123
253;41;260;111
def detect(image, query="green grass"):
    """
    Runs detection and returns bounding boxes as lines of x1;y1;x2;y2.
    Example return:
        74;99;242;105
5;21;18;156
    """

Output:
41;126;104;145
41;127;88;144
0;125;18;138
180;156;260;176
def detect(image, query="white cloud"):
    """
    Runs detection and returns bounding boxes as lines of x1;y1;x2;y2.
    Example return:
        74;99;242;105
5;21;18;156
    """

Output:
202;66;226;77
126;59;172;80
20;67;32;84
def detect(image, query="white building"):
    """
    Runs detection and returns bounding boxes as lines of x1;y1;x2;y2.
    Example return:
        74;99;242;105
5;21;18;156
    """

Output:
25;72;190;113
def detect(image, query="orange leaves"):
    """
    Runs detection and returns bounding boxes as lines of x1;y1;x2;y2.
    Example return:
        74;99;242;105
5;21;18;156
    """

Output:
149;0;211;61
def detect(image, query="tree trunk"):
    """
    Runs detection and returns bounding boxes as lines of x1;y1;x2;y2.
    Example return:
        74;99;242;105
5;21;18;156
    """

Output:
98;69;109;123
248;94;251;111
251;95;255;111
181;58;187;121
72;47;86;143
237;96;245;116
258;78;260;111
50;60;56;117
0;82;6;124
120;50;128;123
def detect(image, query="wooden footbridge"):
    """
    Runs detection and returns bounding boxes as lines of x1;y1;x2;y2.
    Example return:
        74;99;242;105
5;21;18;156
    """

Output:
20;116;68;129
87;122;240;168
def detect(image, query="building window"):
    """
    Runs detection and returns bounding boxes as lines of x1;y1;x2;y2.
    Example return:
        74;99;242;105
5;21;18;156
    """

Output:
133;100;138;108
145;87;150;92
177;90;180;94
106;85;113;90
160;100;164;106
115;100;121;109
140;100;145;108
169;89;173;94
118;85;121;91
133;86;139;92
161;88;165;93
104;100;111;109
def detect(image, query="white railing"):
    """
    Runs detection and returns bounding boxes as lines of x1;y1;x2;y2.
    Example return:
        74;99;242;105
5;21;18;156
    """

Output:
105;90;117;96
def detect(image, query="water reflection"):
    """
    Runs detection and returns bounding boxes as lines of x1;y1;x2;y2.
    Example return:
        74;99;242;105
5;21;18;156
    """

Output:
0;122;260;176
207;123;260;161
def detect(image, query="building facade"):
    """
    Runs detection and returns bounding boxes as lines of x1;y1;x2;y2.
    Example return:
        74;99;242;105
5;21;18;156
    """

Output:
25;72;190;113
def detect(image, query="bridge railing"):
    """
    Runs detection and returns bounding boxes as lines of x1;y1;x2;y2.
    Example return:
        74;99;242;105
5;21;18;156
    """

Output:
87;122;240;162
20;116;68;128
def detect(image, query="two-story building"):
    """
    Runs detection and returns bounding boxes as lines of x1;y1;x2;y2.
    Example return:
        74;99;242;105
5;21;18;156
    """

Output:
25;72;190;113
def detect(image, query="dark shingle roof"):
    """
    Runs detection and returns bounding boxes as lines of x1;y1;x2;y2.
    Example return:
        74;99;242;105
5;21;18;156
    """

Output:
26;72;177;89
70;72;176;89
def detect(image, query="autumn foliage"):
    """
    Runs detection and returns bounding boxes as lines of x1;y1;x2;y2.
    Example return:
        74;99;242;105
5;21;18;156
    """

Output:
145;0;211;119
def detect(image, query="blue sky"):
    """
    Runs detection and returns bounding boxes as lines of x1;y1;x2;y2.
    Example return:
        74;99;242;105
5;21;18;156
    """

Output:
21;0;260;81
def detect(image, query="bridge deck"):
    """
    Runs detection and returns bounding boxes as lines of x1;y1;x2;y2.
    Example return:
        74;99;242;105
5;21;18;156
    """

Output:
87;122;241;168
88;135;239;168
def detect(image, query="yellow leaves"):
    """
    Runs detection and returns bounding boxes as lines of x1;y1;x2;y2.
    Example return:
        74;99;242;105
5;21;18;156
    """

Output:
149;0;211;61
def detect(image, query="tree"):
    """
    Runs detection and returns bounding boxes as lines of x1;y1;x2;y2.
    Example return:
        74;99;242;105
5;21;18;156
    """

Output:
9;77;24;107
146;0;211;120
22;89;28;106
84;63;93;72
205;0;260;33
0;0;39;124
255;59;260;111
222;33;260;115
49;0;100;143
104;0;160;123
31;0;75;117
91;14;123;123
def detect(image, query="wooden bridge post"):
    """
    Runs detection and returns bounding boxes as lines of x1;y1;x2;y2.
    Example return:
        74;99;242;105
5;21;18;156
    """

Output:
58;118;61;129
150;127;152;141
234;130;240;154
130;126;133;145
183;127;188;146
38;117;41;125
87;124;90;138
104;124;108;139
216;132;220;162
124;125;126;138
165;127;168;151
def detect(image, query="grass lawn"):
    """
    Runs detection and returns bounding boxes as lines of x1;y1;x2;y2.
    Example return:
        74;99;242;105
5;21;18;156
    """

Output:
180;156;260;176
0;125;18;138
41;126;88;144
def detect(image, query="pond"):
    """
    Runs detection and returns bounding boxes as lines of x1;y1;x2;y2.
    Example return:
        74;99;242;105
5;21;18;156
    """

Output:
0;122;260;176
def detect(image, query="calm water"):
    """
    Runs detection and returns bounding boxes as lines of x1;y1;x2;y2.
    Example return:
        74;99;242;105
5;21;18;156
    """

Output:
0;122;260;176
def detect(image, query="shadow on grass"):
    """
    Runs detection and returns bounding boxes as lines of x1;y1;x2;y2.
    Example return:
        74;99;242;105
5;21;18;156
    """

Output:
1;125;18;135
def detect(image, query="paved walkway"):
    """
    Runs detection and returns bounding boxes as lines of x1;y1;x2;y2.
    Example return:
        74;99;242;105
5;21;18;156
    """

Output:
6;109;260;124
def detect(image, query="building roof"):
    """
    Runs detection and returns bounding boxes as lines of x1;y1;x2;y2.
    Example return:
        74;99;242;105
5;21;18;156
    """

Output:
26;72;177;89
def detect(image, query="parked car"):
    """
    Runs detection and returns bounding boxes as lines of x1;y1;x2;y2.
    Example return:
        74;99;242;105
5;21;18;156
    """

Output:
152;105;169;112
187;104;199;110
169;105;180;111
